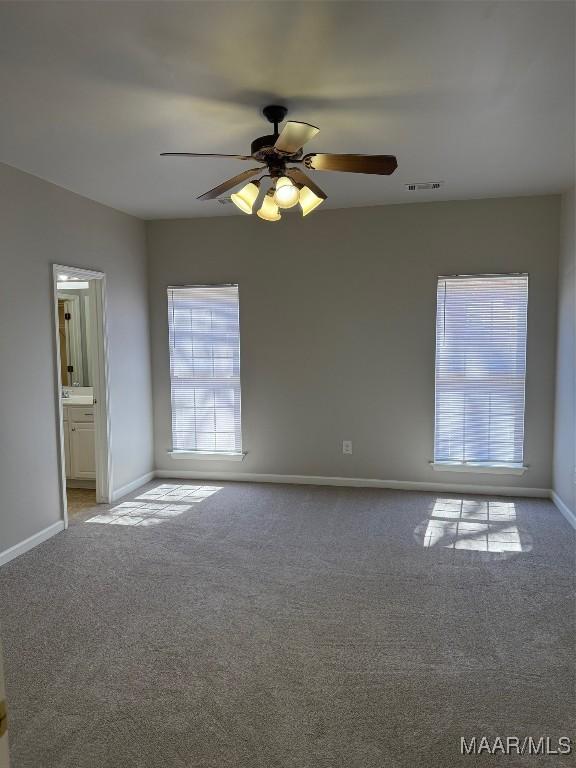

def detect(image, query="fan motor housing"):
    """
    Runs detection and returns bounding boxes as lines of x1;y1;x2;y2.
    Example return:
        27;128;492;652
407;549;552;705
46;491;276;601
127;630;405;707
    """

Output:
250;134;303;166
250;134;278;157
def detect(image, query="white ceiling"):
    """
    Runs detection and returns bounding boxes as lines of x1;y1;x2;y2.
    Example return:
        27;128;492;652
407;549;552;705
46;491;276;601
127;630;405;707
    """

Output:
0;1;573;219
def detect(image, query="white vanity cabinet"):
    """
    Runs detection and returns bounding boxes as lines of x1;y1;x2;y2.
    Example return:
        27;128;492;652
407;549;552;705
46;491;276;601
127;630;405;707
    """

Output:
63;404;95;480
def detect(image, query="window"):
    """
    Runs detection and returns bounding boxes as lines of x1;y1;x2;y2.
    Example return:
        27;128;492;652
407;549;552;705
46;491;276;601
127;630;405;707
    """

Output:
434;274;528;468
167;285;242;455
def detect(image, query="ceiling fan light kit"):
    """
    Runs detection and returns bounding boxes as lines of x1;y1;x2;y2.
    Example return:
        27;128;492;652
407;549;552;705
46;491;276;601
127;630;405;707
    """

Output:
257;191;281;222
161;104;398;222
230;180;261;214
298;185;325;216
273;176;300;209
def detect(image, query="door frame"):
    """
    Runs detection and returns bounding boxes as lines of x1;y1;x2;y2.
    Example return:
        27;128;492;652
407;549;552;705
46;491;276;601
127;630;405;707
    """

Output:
52;265;113;526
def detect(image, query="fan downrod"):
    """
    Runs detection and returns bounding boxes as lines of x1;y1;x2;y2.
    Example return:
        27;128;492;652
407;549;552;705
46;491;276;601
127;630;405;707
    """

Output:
262;104;288;132
251;105;293;161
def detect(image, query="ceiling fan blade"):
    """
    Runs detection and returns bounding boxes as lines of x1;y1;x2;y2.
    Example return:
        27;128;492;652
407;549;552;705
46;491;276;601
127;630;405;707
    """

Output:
303;153;398;175
197;167;262;201
161;152;254;160
287;167;327;200
274;121;319;154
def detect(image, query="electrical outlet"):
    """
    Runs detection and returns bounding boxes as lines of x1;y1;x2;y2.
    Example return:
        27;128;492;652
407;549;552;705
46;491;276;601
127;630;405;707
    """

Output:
342;440;353;455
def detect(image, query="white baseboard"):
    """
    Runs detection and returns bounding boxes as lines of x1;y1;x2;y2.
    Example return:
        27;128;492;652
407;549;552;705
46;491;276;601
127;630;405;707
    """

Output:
155;469;550;498
0;521;65;567
111;471;156;502
551;491;576;530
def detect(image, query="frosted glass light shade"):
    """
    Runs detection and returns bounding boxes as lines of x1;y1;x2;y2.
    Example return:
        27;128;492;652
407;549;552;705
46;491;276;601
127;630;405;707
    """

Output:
231;181;260;214
298;185;325;216
274;176;299;208
257;194;281;221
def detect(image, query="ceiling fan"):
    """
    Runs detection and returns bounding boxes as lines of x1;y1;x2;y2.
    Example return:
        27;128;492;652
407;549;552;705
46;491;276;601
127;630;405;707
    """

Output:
161;105;398;221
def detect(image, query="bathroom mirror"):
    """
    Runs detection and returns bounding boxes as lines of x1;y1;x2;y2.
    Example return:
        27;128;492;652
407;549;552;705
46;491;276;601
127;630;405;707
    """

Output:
57;286;92;387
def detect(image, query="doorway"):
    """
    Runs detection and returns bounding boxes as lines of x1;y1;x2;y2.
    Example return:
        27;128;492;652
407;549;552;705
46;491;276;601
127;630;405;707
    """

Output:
52;265;111;526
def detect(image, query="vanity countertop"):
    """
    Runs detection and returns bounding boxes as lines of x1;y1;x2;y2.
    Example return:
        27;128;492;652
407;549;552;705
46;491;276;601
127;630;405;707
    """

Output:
62;386;94;406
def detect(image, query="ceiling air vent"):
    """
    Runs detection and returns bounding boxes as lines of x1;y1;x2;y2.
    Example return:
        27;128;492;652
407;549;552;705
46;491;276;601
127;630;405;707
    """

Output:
405;181;444;191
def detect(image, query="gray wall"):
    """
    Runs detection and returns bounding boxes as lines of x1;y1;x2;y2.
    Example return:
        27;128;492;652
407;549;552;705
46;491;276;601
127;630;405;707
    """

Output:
0;162;154;553
553;188;575;511
147;195;560;492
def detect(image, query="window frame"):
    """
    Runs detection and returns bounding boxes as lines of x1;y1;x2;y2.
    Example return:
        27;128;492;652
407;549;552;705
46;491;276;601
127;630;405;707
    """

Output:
432;272;529;475
166;283;245;461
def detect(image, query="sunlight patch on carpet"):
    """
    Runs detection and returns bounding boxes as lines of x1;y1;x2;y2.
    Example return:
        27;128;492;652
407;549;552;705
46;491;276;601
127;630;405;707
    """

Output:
414;498;533;556
85;485;222;526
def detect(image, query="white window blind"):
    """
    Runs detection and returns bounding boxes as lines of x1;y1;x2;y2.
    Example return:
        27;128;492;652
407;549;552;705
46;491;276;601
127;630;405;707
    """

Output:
434;274;528;467
167;285;242;454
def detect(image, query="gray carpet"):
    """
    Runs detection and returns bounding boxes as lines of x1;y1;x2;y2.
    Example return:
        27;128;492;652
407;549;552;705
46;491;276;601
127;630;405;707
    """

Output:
0;481;574;767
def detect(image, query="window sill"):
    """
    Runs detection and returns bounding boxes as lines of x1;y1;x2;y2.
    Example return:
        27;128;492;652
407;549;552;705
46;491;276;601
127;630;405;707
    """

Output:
430;462;527;476
168;450;246;462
